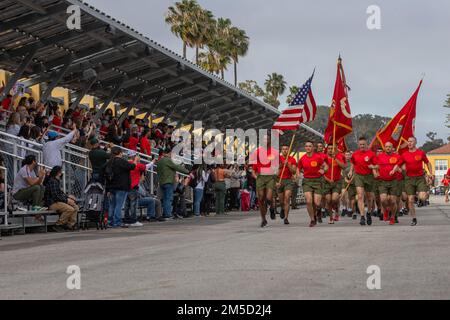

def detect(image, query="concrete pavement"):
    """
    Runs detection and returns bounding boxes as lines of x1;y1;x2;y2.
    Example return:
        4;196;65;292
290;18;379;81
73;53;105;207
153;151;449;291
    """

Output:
0;196;449;300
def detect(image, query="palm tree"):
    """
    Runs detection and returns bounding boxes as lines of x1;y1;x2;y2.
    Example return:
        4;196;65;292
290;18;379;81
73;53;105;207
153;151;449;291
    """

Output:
229;27;249;86
188;7;216;65
264;73;287;108
165;0;200;59
286;85;300;104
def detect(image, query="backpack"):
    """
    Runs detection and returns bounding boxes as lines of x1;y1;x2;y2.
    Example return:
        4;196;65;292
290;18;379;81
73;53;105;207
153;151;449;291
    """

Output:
104;158;116;185
205;173;215;195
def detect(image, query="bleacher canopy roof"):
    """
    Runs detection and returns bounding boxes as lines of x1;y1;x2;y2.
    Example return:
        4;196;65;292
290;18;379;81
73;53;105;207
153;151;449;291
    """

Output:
0;0;323;147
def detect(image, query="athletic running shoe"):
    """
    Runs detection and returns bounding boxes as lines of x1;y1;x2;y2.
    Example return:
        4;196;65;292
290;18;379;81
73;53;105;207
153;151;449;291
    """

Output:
360;216;366;226
309;220;317;227
328;218;335;224
366;212;372;226
352;214;357;220
261;220;268;228
280;209;285;220
398;210;403;217
347;210;353;218
411;218;417;226
317;211;323;224
395;216;399;224
322;208;327;218
284;219;290;225
389;216;395;225
270;207;276;220
334;214;340;222
341;209;347;217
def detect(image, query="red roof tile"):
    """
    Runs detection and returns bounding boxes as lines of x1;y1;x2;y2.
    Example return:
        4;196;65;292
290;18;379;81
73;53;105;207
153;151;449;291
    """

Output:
428;143;450;154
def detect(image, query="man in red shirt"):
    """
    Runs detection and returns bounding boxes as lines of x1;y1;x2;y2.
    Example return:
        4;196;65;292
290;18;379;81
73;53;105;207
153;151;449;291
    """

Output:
297;141;328;227
123;152;155;227
315;142;328;222
374;142;404;225
249;135;280;228
349;137;378;226
395;137;433;226
323;144;346;224
276;144;297;225
441;177;449;203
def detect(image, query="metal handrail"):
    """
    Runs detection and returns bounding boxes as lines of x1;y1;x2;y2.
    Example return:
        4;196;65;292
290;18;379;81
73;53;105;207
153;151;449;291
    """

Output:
0;165;7;226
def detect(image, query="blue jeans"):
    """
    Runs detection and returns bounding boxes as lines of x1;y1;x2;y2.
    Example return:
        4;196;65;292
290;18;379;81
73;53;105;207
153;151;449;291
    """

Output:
194;188;204;216
139;197;156;218
108;190;128;227
250;188;256;208
123;189;138;224
160;183;174;218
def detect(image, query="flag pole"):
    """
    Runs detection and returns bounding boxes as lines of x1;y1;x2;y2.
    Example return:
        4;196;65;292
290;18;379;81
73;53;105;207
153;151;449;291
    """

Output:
331;122;336;182
278;132;296;184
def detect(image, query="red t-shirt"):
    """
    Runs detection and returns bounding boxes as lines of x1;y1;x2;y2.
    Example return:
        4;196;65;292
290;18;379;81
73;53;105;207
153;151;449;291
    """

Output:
1;97;12;110
52;115;62;128
441;178;449;187
128;136;139;151
128;161;147;189
250;147;280;175
298;153;324;179
351;150;376;176
446;168;450;178
325;153;346;181
375;152;404;181
140;136;151;155
401;149;429;177
279;155;297;179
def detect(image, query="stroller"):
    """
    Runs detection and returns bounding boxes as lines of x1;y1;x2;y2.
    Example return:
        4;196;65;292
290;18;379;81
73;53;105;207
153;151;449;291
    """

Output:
80;181;107;230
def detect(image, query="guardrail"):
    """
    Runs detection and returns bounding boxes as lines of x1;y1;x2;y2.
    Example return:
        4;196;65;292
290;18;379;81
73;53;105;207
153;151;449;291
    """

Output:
0;165;7;226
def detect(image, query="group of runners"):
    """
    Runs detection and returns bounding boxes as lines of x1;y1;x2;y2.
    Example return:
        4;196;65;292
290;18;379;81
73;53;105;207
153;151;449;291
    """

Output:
251;135;434;228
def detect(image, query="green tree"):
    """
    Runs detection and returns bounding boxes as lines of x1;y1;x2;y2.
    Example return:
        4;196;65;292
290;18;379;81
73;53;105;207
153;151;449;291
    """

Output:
444;94;450;128
238;80;264;97
228;27;249;86
421;132;445;153
188;7;216;65
264;73;287;109
286;86;300;105
165;0;200;59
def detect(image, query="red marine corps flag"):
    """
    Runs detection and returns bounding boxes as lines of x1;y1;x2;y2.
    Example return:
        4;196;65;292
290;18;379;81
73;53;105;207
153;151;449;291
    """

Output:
324;56;353;146
373;80;422;151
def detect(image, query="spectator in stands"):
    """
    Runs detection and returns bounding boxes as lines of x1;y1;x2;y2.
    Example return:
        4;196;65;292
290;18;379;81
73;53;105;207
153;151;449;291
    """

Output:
138;175;163;222
44;166;79;232
106;119;122;145
128;127;139;151
140;129;152;155
105;147;137;228
214;164;232;215
123;152;155;227
51;109;62;130
6;112;21;136
16;97;29;121
42;123;79;168
229;164;242;211
156;148;189;219
12;155;46;211
190;165;208;217
88;137;111;183
1;93;13;112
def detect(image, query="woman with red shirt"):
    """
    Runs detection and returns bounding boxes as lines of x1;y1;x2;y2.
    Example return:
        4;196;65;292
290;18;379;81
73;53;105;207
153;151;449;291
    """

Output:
297;141;328;227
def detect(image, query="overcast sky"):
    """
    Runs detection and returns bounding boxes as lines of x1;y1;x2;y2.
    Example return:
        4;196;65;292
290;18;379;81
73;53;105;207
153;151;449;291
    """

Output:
86;0;449;144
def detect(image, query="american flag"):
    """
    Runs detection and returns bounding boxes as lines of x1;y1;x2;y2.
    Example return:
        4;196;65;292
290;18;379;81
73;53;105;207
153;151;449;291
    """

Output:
272;72;317;131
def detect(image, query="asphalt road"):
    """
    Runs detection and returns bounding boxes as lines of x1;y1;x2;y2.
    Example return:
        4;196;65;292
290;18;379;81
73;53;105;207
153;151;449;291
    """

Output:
1;196;449;300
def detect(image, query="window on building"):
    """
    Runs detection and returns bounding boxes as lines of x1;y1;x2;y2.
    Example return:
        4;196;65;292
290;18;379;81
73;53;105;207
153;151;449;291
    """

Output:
435;159;448;172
